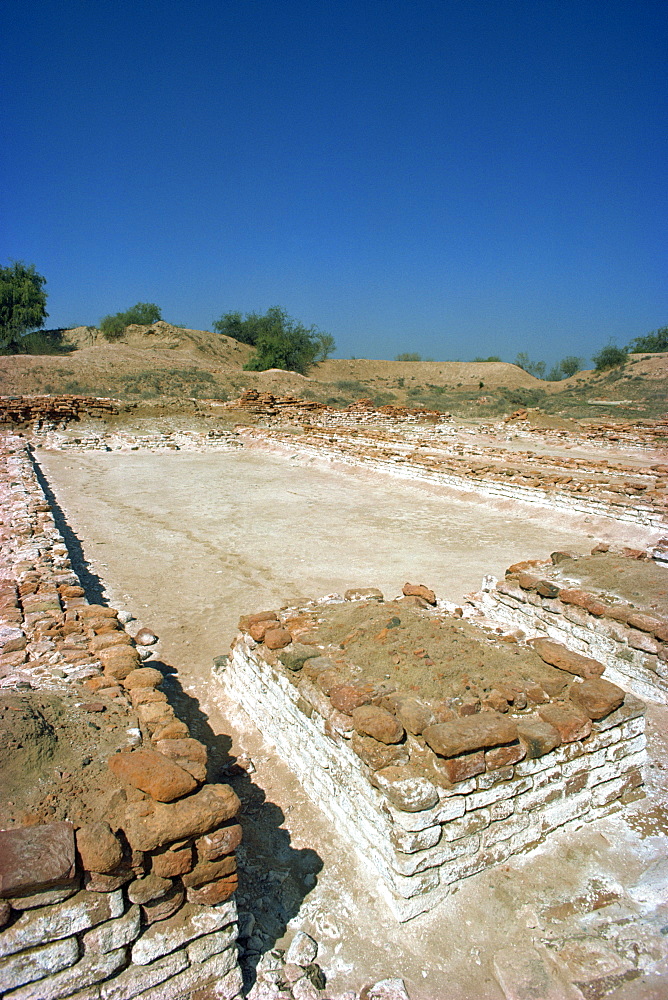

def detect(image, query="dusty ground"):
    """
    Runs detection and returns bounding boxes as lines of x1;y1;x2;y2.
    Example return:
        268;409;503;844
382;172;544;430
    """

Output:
537;554;668;618
32;445;668;999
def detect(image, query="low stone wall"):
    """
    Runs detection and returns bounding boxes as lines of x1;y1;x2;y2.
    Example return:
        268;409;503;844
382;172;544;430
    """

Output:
0;433;243;1000
0;395;119;426
240;427;668;531
476;547;668;705
217;598;646;921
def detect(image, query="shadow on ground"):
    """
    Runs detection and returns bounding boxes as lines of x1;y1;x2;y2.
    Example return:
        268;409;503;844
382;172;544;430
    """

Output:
157;661;324;990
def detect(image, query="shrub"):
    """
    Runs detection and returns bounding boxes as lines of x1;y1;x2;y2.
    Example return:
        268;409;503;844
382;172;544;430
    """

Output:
213;306;334;374
627;326;668;353
99;302;162;341
395;352;422;362
592;345;627;371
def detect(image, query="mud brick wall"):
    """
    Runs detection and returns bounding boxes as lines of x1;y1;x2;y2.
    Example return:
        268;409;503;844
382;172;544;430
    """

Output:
218;603;646;922
0;396;119;426
477;549;668;705
240;426;668;531
0;433;244;1000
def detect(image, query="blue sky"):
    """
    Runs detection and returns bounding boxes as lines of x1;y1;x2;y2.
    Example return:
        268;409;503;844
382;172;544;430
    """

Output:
2;0;666;367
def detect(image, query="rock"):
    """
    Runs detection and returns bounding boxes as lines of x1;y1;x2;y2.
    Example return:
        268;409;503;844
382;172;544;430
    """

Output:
402;582;436;604
122;783;241;851
90;632;134;653
485;743;526;769
123;667;164;689
75;822;123;873
303;656;339;679
423;715;518;758
150;843;193;877
569;678;625;719
0;822;76;897
279;643;320;670
390;696;435;735
538;702;592;742
263;627;293;650
529;638;605;678
330;682;375;713
239;610;279;630
151;719;190;741
80;605;119;619
186;873;238;904
84;866;134;892
285;931;318;967
154;738;208;782
361;978;411;1000
196;824;243;861
127;873;172;904
627;858;668;908
436;750;486;783
517;717;562;757
351;733;410;770
134;627;159;645
344;587;384;601
351;705;405;744
141;882;185;924
249;621;274;641
0;900;10;927
371;766;439;811
182;855;237;888
130;687;168;706
108;749;198;802
493;945;583;1000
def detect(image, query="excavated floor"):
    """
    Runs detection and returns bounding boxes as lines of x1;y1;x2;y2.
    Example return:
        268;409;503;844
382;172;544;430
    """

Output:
33;446;668;999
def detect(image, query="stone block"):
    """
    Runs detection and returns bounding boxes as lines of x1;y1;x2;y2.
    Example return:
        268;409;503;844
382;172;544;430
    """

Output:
83;906;141;954
126;949;240;1000
0;822;76;897
75;823;123;874
0;937;79;993
4;947;127;1000
186;925;237;964
100;948;190;1000
131;901;236;965
371;766;439;812
424;716;518;757
0;890;123;957
538;703;592;742
122;784;241;851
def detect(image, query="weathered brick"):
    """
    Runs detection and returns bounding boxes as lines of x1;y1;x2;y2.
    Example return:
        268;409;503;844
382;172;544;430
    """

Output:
0;937;79;993
4;947;126;1000
83;906;141;954
131;900;236;965
0;823;76;898
0;890;123;957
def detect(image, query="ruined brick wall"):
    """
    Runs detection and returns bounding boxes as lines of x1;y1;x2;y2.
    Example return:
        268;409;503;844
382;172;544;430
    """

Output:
217;600;646;922
0;396;119;426
239;426;668;531
0;434;243;1000
477;549;668;705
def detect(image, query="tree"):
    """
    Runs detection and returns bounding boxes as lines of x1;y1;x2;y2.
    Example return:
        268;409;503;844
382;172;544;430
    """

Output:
472;355;502;362
0;261;48;351
515;353;545;378
99;302;162;341
592;344;627;371
559;355;584;377
395;352;422;362
213;306;335;374
627;326;668;353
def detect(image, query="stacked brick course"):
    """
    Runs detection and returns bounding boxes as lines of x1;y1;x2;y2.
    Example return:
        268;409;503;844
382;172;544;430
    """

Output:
0;396;119;426
0;433;243;1000
217;593;646;921
477;546;668;704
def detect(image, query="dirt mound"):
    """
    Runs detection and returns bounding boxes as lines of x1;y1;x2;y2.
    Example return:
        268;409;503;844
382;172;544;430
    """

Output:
316;357;542;390
0;688;128;831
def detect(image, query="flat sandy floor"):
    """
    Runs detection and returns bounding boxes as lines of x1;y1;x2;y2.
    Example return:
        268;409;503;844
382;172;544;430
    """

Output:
35;448;668;999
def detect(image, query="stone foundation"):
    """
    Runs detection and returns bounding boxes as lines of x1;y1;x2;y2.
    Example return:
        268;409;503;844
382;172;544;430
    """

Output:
476;547;668;704
0;433;243;1000
216;596;646;921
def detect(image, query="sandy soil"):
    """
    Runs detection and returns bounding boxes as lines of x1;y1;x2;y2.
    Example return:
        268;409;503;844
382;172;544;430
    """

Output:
33;447;668;998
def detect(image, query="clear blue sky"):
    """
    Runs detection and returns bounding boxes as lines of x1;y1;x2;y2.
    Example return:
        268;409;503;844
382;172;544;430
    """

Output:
2;0;666;367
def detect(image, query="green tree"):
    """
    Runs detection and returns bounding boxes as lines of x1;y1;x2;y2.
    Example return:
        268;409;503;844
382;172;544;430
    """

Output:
627;326;668;353
592;344;627;371
472;355;502;362
213;306;334;373
559;355;584;377
515;353;546;378
0;261;48;351
395;352;422;362
99;302;162;341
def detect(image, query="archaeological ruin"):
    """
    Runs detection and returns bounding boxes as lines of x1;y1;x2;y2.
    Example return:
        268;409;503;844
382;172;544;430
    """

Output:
0;392;667;999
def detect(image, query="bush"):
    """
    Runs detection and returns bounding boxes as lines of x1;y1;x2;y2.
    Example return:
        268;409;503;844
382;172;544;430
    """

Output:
0;261;48;351
395;352;422;362
213;306;334;374
627;326;668;353
592;345;627;371
472;355;502;362
99;302;162;341
514;353;545;378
